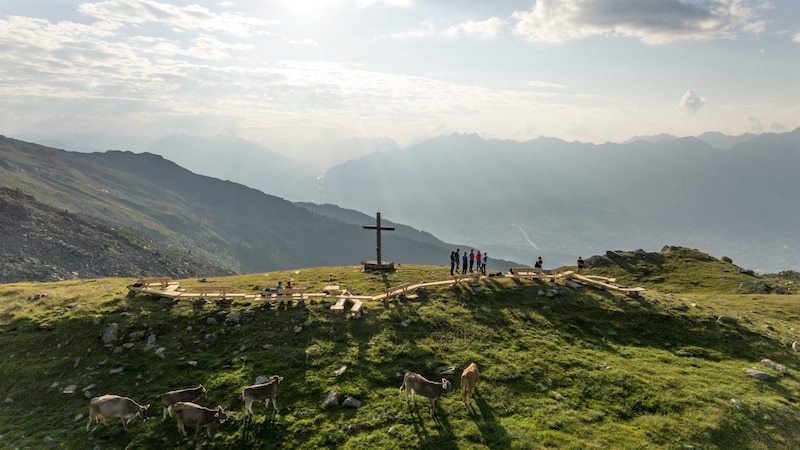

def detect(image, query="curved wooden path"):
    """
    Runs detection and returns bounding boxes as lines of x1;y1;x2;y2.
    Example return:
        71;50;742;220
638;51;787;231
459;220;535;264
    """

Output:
127;270;644;317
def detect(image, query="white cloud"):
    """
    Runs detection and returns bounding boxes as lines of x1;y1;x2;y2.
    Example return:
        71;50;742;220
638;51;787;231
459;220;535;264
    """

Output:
512;0;766;45
678;89;706;114
77;0;274;37
793;33;800;43
527;80;567;89
443;17;504;40
355;0;413;7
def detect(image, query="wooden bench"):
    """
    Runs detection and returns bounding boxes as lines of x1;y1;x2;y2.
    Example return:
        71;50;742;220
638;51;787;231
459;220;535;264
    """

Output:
132;277;173;289
330;298;347;314
510;267;543;276
274;288;306;299
197;286;231;297
350;299;363;318
323;285;342;296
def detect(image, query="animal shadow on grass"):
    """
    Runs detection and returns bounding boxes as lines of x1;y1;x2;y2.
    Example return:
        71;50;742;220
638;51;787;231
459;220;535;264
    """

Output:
473;394;511;449
237;412;285;446
404;400;457;448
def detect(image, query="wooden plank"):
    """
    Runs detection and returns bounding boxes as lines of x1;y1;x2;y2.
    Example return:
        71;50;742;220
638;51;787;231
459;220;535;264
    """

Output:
331;298;346;314
510;267;543;275
323;285;341;295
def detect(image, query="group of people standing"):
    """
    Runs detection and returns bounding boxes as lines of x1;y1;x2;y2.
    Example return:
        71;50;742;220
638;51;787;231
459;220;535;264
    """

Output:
450;248;487;275
449;251;586;276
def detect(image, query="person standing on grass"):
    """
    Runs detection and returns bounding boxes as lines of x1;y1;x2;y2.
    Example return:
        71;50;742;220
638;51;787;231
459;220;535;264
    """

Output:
481;252;488;274
535;257;543;269
455;248;461;273
469;249;475;272
577;256;585;275
450;250;456;275
462;251;468;274
475;251;481;275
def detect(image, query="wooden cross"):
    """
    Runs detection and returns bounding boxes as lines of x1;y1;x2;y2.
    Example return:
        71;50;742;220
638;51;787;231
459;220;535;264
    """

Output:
362;212;395;265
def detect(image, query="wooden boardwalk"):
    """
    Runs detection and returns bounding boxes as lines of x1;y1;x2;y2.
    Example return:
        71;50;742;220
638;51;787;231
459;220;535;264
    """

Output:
127;269;644;315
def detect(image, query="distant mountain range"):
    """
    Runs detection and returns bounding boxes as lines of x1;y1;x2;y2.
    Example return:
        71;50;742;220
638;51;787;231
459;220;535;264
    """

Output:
309;129;800;273
0;136;516;281
5;126;799;277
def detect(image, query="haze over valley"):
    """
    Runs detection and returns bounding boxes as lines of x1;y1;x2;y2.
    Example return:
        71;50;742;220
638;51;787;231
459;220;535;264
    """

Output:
2;0;800;276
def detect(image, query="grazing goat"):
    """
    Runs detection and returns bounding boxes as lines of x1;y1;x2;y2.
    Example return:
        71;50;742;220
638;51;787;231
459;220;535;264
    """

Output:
173;402;228;439
461;362;480;404
242;375;284;415
86;394;149;432
399;371;454;416
161;384;206;419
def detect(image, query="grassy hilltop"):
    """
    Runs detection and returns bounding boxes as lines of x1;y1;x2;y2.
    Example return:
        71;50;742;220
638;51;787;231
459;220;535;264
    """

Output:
1;248;799;449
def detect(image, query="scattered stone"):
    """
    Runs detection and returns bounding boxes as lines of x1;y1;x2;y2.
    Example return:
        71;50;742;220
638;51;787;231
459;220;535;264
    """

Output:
155;347;166;359
84;390;92;399
62;385;78;394
342;396;362;408
73;358;81;368
38;322;55;331
565;280;581;288
74;413;84;421
262;344;273;350
226;311;242;324
92;316;102;325
673;304;689;311
718;316;738;325
186;326;193;332
721;256;733;264
293;325;303;333
146;334;157;346
435;365;456;375
731;398;742;409
334;365;347;377
255;375;269;384
122;343;135;349
739;281;766;292
743;368;774;381
187;360;198;367
101;323;119;343
50;381;60;389
3;397;12;404
322;390;339;407
158;297;175;305
401;319;412;327
793;341;798;352
109;367;123;375
537;290;545;296
207;317;218;325
82;384;96;392
760;358;788;374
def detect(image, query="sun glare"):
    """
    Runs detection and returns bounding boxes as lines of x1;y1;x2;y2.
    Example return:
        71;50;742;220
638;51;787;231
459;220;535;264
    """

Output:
276;0;339;35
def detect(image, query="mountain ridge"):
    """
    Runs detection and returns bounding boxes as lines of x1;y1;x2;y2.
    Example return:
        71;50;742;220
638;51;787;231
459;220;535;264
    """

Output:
0;136;518;281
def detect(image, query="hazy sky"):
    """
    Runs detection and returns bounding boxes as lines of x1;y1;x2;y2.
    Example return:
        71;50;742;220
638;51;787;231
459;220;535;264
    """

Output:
2;0;798;157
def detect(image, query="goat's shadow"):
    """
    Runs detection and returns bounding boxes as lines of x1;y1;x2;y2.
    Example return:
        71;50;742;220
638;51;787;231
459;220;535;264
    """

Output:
472;391;512;449
402;398;459;449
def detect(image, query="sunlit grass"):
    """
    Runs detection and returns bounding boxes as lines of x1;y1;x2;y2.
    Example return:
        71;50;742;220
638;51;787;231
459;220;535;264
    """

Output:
1;258;799;449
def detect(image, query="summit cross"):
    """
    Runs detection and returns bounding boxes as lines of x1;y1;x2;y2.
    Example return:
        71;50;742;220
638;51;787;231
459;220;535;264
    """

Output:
362;212;395;266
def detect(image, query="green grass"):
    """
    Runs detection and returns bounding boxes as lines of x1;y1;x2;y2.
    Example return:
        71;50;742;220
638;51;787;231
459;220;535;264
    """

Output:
1;255;799;449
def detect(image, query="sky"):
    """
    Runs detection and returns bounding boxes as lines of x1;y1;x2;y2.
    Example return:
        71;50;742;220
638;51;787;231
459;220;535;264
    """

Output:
1;0;799;161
